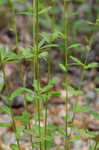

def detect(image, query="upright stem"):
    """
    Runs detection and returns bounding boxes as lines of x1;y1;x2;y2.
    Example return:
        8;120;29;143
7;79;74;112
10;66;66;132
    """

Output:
21;71;34;149
24;0;28;9
44;101;48;150
1;62;21;150
33;0;36;82
35;0;42;150
48;0;56;81
94;142;98;150
9;0;34;149
44;1;56;150
64;0;69;150
8;0;18;46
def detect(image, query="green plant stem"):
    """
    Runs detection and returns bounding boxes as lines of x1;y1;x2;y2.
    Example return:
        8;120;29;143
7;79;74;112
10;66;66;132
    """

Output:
32;0;38;131
44;1;56;150
35;0;42;150
20;68;34;149
1;62;21;150
9;1;34;149
11;1;26;112
48;0;56;81
51;0;56;35
33;0;36;82
8;0;18;46
36;0;39;90
32;0;36;125
94;142;98;150
44;100;48;150
24;0;28;9
32;0;37;137
64;0;69;150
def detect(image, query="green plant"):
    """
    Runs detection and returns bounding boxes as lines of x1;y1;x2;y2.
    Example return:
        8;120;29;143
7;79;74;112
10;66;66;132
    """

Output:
63;0;69;150
0;47;21;150
0;0;98;150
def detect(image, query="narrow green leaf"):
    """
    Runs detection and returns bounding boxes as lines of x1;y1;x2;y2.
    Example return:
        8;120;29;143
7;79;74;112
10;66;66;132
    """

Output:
42;135;52;141
35;137;42;142
85;62;98;69
87;21;94;25
0;122;11;127
52;30;64;40
24;129;34;136
23;88;34;94
40;77;58;93
68;86;83;95
74;103;90;112
0;46;6;61
71;135;81;142
91;111;99;120
16;133;22;140
19;46;34;59
79;105;90;112
48;91;61;97
14;112;30;125
39;7;51;15
25;94;34;102
72;128;86;134
4;52;24;63
16;125;25;133
17;11;33;15
0;82;4;92
70;56;84;66
40;32;50;43
86;45;91;52
40;44;58;50
39;52;48;61
86;130;96;138
38;38;46;49
10;144;19;150
68;43;81;49
94;88;99;92
1;46;6;58
59;64;66;72
10;88;24;101
33;80;40;91
17;7;51;16
0;105;11;115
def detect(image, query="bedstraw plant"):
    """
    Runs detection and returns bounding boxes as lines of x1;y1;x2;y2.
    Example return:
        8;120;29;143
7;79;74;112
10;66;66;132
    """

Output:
0;0;99;150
